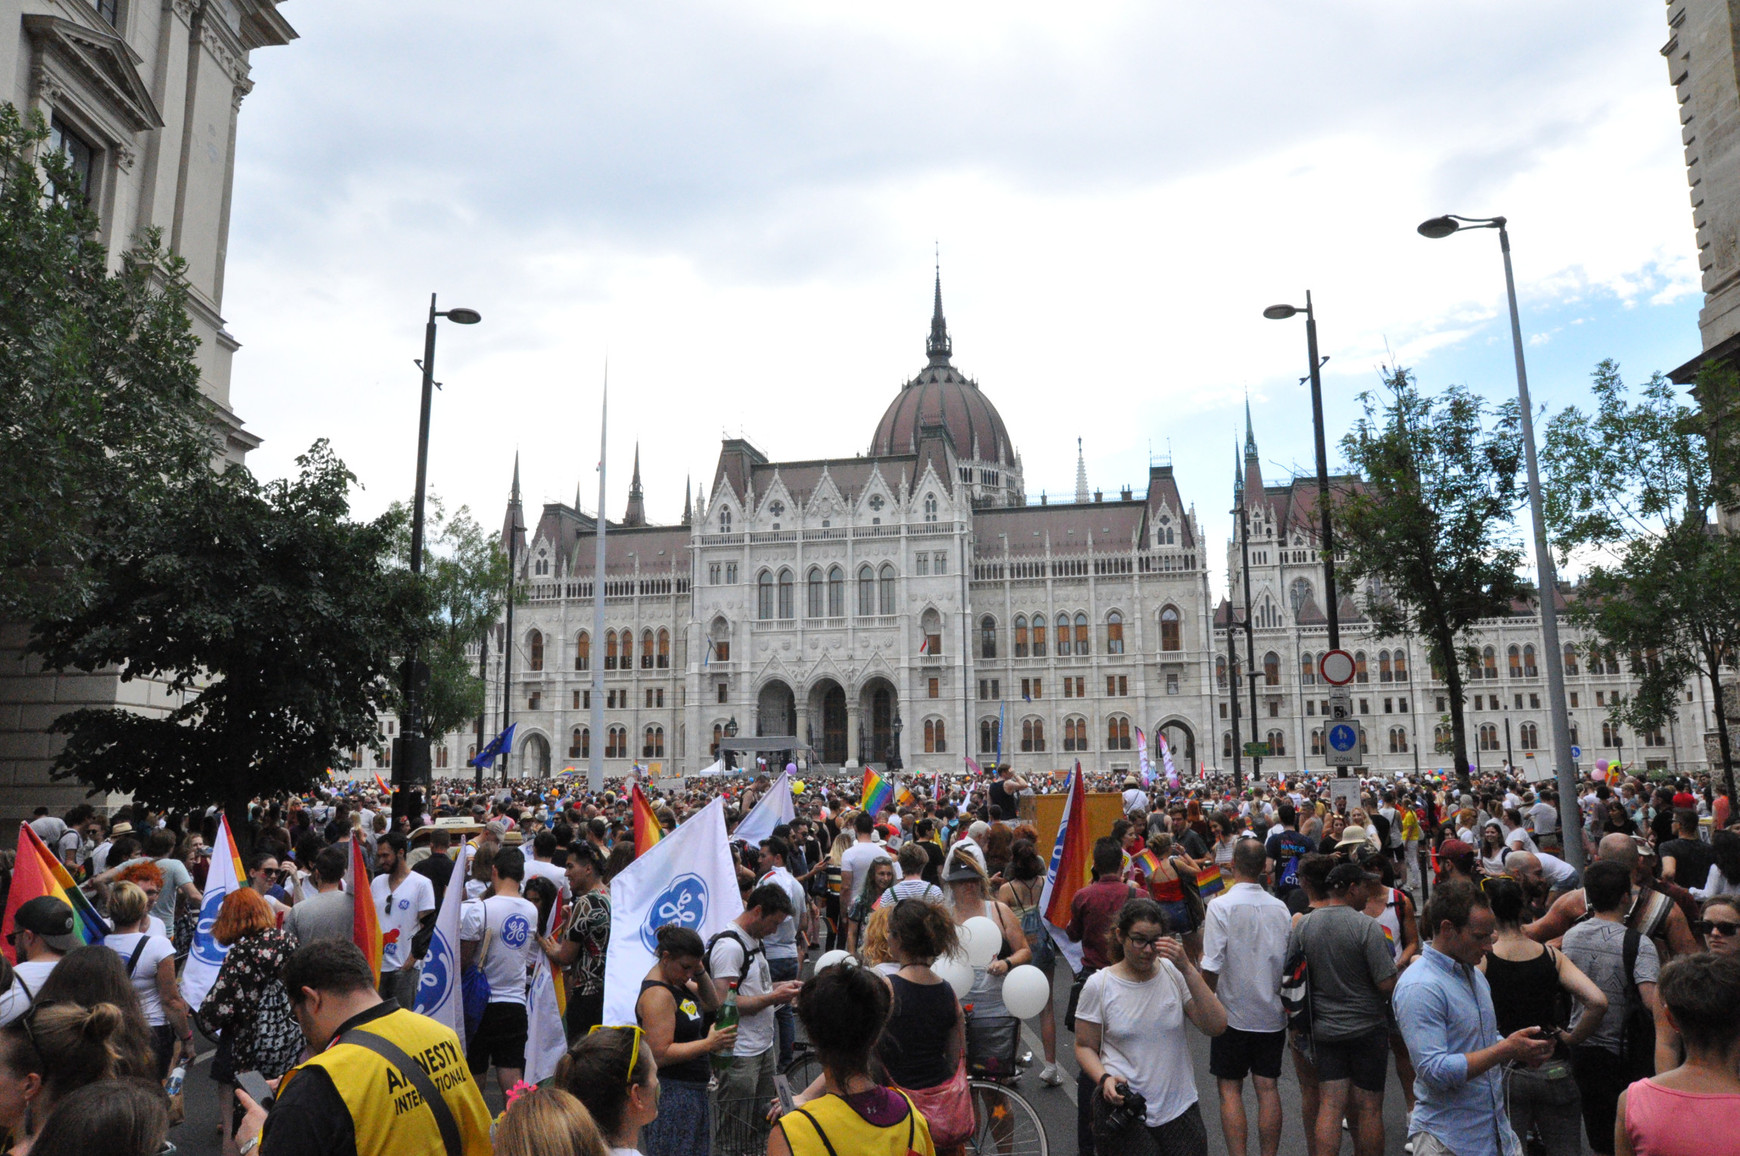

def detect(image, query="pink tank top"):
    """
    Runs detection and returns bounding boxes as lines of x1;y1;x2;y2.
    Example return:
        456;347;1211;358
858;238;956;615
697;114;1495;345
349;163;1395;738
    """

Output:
1625;1079;1740;1156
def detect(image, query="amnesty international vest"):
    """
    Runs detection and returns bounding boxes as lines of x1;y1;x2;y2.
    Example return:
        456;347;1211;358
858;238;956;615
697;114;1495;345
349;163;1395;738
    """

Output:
782;1091;935;1156
279;1007;492;1156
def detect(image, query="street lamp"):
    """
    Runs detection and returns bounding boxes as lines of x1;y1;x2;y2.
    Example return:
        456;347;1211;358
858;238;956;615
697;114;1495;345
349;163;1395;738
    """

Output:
1416;213;1584;870
396;293;482;824
889;711;904;772
1263;294;1341;650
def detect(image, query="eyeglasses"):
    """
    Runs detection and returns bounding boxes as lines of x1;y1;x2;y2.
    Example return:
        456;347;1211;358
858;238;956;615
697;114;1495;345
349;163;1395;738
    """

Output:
1123;932;1165;951
1695;919;1740;938
586;1024;646;1086
385;893;395;917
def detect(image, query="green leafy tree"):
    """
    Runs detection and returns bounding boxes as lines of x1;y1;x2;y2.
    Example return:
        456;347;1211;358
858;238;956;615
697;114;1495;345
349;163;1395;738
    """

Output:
30;442;423;845
0;104;213;623
1542;359;1740;802
1335;368;1526;792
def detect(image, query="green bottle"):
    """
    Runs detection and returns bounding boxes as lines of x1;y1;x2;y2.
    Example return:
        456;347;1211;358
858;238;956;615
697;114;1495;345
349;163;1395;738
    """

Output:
712;980;740;1075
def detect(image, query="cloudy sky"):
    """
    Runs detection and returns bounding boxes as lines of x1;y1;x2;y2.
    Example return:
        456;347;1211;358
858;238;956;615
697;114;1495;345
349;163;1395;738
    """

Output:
226;1;1697;597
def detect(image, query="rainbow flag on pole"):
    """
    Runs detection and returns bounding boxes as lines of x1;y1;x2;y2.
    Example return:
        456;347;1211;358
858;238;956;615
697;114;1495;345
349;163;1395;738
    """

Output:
1039;761;1091;972
2;823;108;963
346;838;383;986
860;767;894;815
894;782;917;808
631;783;663;858
374;772;391;797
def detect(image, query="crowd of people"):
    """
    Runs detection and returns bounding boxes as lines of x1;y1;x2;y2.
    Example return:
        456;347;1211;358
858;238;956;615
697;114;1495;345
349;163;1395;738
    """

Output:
0;758;1733;1155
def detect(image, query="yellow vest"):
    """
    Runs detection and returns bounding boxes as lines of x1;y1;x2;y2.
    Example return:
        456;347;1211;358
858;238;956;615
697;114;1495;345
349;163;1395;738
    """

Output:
276;1008;492;1156
781;1091;936;1156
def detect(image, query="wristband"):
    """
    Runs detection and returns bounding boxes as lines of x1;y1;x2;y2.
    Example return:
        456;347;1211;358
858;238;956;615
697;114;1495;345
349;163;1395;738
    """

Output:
238;1136;260;1156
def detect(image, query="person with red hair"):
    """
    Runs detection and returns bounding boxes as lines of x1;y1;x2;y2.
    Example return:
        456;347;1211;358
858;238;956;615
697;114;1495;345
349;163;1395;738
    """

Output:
202;888;303;1150
111;861;169;939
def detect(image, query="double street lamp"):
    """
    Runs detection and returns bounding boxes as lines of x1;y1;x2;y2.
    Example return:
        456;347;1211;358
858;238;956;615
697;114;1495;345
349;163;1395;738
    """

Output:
1416;214;1583;870
395;294;482;823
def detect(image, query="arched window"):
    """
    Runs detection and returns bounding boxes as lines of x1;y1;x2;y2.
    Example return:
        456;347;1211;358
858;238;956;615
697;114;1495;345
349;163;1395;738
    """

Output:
1063;716;1087;752
1223;731;1234;758
711;723;723;757
605;629;619;670
828;566;845;617
807;568;825;617
1263;651;1280;686
657;628;670;668
979;718;1000;753
569;727;589;758
1301;652;1316;685
1393;650;1409;682
643;725;665;759
1523;645;1537;677
1107;716;1131;750
1519;721;1538;749
1354;650;1368;683
758;571;775;620
528;630;544;671
1074;612;1090;655
1482;647;1498;679
1602;721;1620;747
1389;727;1408;754
924;493;938;522
1106;611;1125;655
1217;656;1228;689
879;564;897;615
1159;605;1181;652
920;609;943;656
1434;723;1452;750
605;726;627;759
719;508;732;534
1563;643;1579;676
1021;718;1046;752
1479;723;1500;751
575;630;590;671
777;569;794;619
1311;729;1325;755
436;747;448;768
980;616;998;660
1507;645;1521;677
858;565;876;616
1378;650;1392;682
1267;728;1286;757
1014;615;1029;658
1032;614;1048;658
1289;577;1313;615
710;617;731;663
641;628;655;669
924;719;947;753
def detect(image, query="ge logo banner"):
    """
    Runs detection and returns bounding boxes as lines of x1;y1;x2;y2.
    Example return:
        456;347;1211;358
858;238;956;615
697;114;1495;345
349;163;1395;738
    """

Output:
192;888;229;966
416;931;453;1014
641;873;708;952
501;914;532;949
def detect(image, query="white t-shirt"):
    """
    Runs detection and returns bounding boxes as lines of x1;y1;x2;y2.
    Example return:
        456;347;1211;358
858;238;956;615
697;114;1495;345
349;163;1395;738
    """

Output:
105;932;176;1026
1122;788;1150;815
1075;963;1198;1127
840;840;900;899
756;868;806;961
57;829;82;866
1536;852;1579;890
710;926;775;1058
522;858;571;918
28;817;66;846
0;959;64;1024
461;894;539;1006
90;840;114;876
1528;802;1558;837
371;871;437;972
1199;882;1290;1034
1504;826;1539;855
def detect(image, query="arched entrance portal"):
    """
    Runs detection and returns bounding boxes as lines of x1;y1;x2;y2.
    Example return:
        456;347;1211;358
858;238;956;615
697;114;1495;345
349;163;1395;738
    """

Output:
1156;719;1196;778
521;732;551;778
860;677;898;766
810;681;848;765
758;680;796;738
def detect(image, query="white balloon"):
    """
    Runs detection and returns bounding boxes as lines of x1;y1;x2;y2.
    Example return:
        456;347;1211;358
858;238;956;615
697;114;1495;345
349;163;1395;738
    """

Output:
812;949;851;974
935;953;975;1000
961;916;1001;968
1002;965;1050;1019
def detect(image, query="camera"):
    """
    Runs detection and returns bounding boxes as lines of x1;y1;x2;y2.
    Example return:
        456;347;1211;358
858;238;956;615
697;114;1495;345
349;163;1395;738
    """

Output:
1103;1081;1147;1133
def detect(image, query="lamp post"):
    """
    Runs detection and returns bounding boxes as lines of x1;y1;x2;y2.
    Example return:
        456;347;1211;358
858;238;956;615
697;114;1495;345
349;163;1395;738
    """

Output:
889;711;904;772
725;716;738;773
1417;215;1583;870
1263;294;1340;649
395;293;481;824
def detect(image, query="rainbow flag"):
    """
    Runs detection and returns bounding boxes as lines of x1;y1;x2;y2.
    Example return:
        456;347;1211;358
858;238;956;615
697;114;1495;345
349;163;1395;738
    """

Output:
1039;762;1091;972
1131;848;1162;878
1195;865;1225;899
860;767;894;815
374;772;391;796
631;784;663;858
346;838;383;986
3;823;108;963
894;783;917;808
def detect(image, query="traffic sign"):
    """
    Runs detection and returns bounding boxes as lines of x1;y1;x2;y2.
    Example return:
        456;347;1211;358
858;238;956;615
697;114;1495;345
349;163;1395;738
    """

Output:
1320;650;1356;686
1328;687;1353;720
1327;721;1359;766
1570;745;1581;760
1243;741;1272;758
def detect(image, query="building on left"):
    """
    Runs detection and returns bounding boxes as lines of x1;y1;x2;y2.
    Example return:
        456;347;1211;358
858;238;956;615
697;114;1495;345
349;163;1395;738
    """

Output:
0;0;297;823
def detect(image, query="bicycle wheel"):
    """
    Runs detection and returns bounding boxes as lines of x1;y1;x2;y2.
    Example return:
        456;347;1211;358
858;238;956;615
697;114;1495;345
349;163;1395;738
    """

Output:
964;1078;1048;1156
782;1047;823;1096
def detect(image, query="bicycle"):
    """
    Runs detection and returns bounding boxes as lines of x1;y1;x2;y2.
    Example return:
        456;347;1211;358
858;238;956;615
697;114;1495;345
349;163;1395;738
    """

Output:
963;1075;1048;1156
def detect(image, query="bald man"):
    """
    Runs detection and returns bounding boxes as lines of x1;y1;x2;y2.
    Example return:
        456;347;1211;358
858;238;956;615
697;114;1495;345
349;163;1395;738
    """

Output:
1524;833;1699;960
1506;850;1579;908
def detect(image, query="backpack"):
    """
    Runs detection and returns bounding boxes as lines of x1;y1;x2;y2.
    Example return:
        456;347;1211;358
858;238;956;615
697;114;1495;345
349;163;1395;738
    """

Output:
1619;928;1657;1080
1280;911;1317;1059
1014;883;1056;971
706;928;763;983
461;915;493;1041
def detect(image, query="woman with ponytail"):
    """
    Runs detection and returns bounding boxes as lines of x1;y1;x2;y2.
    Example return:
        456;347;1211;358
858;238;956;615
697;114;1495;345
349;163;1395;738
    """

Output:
0;1000;139;1153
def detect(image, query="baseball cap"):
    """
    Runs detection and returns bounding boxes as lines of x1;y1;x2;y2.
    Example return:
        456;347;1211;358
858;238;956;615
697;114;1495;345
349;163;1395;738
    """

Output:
1438;838;1476;868
1326;863;1380;891
13;896;77;951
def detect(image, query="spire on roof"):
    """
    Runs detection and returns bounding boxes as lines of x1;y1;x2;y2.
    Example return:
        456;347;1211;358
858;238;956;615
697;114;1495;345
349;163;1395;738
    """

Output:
926;259;952;368
1075;437;1089;503
623;441;646;527
1245;395;1258;460
1233;441;1244;505
681;475;692;525
502;452;526;555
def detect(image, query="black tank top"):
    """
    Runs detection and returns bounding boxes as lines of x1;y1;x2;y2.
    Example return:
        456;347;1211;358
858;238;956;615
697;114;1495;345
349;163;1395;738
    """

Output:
1484;948;1564;1047
877;974;960;1090
639;980;711;1083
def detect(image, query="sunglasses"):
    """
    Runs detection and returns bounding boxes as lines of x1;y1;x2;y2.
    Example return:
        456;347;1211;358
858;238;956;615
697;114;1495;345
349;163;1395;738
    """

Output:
585;1024;646;1086
1695;919;1740;938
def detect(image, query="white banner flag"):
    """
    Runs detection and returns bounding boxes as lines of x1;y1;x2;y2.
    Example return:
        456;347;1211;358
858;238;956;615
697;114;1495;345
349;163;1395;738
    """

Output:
524;953;567;1085
732;769;796;846
414;845;473;1044
602;797;743;1024
180;816;245;1012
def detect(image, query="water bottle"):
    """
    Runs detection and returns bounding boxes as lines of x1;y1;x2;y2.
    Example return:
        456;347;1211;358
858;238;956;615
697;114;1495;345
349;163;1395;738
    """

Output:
711;981;740;1076
165;1062;186;1097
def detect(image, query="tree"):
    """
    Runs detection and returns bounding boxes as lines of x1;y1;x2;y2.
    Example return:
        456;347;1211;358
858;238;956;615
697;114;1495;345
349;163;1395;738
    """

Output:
1542;359;1740;802
1335;368;1526;792
30;442;423;846
381;496;512;744
0;104;213;624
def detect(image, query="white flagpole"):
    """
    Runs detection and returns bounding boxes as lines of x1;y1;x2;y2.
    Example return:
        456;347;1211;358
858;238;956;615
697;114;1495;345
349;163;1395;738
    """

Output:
590;364;608;794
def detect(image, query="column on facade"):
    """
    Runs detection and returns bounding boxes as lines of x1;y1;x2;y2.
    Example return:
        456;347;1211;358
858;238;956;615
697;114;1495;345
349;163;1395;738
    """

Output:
795;700;810;757
846;703;861;769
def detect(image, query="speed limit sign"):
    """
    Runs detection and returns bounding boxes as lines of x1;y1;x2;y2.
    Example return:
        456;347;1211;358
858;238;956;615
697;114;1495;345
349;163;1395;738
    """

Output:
1319;649;1356;686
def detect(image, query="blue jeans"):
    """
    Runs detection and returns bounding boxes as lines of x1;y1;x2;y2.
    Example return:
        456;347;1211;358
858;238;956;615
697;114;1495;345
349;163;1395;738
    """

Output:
768;955;799;1069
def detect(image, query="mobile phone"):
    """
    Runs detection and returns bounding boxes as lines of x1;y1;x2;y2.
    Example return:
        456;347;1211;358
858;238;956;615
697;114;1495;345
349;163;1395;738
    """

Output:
774;1074;796;1115
237;1069;276;1111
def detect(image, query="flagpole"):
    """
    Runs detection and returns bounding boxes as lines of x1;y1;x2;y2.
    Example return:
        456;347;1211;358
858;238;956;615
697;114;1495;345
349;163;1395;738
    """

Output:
589;365;608;794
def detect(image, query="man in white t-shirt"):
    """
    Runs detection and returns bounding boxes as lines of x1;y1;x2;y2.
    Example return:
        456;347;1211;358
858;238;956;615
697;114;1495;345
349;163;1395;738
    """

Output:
1501;809;1539;856
369;833;436;1008
839;811;901;904
709;882;802;1153
26;808;65;849
754;837;810;1069
460;848;539;1094
521;831;570;928
1;897;77;1022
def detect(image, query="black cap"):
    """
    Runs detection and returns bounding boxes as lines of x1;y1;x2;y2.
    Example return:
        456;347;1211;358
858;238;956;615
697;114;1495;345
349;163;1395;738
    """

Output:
13;896;77;950
1326;863;1381;892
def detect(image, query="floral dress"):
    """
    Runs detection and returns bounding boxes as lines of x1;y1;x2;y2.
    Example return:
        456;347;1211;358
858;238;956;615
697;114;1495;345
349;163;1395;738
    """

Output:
201;927;304;1083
